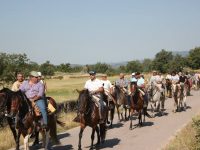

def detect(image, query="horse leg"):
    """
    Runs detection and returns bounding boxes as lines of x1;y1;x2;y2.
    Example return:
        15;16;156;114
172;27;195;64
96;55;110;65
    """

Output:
32;131;39;146
90;128;95;150
100;123;107;143
109;107;115;128
95;126;100;145
78;127;85;150
16;130;21;150
117;107;120;121
129;108;134;130
49;114;60;145
23;134;30;150
138;111;142;126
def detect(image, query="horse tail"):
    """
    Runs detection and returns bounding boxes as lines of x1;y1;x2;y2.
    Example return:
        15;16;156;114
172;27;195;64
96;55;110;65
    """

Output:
100;123;107;142
56;119;65;127
143;107;152;118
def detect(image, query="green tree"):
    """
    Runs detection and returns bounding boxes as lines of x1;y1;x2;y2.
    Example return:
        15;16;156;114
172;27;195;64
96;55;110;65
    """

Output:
126;60;143;73
187;47;200;69
152;49;173;73
142;59;153;72
168;54;186;73
39;61;55;76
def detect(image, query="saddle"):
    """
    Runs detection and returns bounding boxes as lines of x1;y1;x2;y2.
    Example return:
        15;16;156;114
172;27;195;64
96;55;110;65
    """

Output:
31;98;56;117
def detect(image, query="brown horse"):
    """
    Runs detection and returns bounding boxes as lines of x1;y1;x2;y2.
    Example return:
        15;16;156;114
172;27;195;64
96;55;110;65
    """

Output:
166;79;172;98
111;85;130;121
129;83;151;130
77;89;107;150
0;88;64;150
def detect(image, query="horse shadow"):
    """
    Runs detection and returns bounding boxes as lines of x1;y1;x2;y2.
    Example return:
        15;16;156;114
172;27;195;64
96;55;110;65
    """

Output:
51;144;73;150
86;138;121;150
155;112;169;117
109;122;124;129
57;132;70;140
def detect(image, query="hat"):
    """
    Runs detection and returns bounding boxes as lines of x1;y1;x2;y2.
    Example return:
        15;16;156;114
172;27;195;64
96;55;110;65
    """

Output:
88;70;96;75
37;72;42;76
30;71;39;77
132;72;135;76
135;72;140;75
102;74;107;77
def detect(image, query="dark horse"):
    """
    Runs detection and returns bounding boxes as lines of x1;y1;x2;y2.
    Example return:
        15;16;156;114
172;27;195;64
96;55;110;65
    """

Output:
112;85;130;121
129;83;151;130
166;79;172;98
77;89;107;150
0;88;64;150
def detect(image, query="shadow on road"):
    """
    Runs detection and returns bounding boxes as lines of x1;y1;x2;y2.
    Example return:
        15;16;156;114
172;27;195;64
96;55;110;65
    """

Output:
109;122;124;129
52;144;73;150
57;132;70;140
85;138;120;150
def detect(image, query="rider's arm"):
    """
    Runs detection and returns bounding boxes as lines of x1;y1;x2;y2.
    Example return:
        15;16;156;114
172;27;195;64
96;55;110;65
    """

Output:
31;83;44;101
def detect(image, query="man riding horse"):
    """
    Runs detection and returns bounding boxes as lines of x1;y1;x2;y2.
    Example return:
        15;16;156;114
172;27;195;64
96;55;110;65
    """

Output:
84;70;106;124
19;71;48;129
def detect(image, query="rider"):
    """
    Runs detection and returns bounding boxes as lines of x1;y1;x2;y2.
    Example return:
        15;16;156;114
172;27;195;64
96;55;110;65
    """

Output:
11;72;24;92
115;73;130;108
19;71;48;129
84;70;105;124
101;74;113;104
135;72;148;107
38;72;47;94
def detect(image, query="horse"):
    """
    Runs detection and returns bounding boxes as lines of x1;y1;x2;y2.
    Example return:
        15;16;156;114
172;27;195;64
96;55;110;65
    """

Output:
165;79;172;98
111;85;130;121
148;83;164;117
129;83;151;130
77;89;107;150
172;83;187;112
0;88;64;150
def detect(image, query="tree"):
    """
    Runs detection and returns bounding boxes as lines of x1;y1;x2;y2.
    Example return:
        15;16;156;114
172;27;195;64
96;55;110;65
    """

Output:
126;60;143;73
142;59;153;72
168;54;186;73
0;53;30;84
152;49;173;73
57;63;71;72
39;61;55;76
187;47;200;69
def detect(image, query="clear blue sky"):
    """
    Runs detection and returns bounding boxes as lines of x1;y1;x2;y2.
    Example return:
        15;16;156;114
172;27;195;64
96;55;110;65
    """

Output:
0;0;200;65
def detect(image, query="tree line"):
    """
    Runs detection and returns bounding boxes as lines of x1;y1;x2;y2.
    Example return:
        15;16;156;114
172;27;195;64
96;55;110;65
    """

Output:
0;47;200;84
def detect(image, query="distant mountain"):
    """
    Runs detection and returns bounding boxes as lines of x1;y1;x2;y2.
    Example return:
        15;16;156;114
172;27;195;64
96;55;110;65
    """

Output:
108;61;128;68
172;51;189;57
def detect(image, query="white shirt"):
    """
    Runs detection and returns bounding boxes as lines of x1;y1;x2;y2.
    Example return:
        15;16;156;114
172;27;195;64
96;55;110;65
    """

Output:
84;78;103;92
101;80;112;91
137;77;145;87
166;74;172;80
171;75;179;83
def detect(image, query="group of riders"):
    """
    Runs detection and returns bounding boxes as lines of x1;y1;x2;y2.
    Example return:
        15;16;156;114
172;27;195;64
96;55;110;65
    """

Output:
76;70;200;124
1;69;200;149
9;70;200;127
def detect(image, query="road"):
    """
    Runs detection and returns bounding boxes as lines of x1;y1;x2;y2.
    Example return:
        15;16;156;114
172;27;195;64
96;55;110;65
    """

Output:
11;90;200;150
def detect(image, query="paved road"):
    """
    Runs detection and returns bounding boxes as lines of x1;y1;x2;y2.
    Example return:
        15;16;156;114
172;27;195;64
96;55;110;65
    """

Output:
11;90;200;150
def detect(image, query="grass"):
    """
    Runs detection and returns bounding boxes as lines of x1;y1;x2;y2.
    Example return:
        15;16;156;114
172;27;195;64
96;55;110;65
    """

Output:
164;115;200;150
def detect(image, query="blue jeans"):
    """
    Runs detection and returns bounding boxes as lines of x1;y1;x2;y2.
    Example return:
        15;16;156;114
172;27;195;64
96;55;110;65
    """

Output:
35;99;48;125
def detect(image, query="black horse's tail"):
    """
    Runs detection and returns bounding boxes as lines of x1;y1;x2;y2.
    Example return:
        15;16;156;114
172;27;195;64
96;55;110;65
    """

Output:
143;107;152;118
100;123;107;142
56;119;65;127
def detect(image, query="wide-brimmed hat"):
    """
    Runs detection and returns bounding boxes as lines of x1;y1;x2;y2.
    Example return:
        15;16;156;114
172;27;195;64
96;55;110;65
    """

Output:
37;72;42;76
30;71;39;77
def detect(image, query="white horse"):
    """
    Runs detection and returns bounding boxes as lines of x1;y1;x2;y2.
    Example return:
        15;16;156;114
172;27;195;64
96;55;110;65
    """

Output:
148;84;163;117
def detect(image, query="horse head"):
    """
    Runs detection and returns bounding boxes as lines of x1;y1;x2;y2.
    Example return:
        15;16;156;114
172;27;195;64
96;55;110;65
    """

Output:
77;89;90;114
112;85;126;105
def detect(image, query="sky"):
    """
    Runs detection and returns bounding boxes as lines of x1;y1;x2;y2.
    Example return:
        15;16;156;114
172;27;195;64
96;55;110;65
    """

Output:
0;0;200;65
